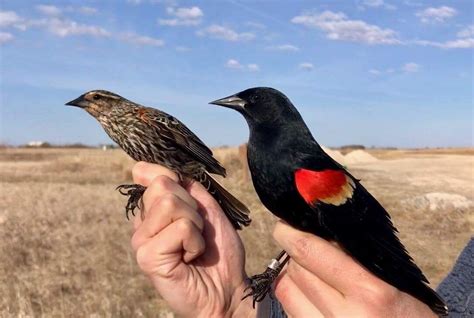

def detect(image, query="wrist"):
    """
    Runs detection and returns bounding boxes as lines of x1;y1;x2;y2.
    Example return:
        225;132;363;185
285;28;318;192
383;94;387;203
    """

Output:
227;280;271;318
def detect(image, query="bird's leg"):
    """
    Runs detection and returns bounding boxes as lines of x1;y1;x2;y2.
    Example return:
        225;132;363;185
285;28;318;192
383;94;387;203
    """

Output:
243;250;290;308
116;184;146;220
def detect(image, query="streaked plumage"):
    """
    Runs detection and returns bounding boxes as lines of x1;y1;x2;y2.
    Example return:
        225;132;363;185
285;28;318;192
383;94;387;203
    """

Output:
66;90;251;229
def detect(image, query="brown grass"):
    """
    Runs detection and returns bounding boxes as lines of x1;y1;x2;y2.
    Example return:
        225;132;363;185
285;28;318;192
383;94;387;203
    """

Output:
0;147;472;316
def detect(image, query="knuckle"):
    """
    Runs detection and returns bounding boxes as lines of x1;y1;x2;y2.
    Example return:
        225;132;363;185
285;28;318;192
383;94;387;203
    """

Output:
175;218;194;236
286;263;308;283
157;193;180;211
136;245;153;274
130;232;141;252
132;162;147;182
360;282;400;309
274;278;292;305
150;175;174;191
291;235;314;260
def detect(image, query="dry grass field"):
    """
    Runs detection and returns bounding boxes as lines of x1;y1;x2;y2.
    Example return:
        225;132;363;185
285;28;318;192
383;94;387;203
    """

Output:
0;147;472;317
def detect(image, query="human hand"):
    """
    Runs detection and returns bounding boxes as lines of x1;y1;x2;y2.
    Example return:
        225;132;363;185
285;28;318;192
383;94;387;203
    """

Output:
273;221;437;317
130;162;260;317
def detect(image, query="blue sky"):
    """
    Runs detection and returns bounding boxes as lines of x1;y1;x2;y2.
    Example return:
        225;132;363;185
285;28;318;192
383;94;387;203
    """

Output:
0;0;472;148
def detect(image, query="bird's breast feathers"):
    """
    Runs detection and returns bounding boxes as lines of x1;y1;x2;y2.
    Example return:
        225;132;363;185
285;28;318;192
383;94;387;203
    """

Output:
294;169;355;206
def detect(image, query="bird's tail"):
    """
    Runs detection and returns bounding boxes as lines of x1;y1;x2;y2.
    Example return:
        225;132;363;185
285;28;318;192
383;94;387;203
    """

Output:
409;282;448;316
200;172;251;230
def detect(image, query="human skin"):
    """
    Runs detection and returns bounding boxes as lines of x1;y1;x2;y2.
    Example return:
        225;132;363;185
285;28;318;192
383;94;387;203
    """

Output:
130;162;262;318
272;222;437;317
130;162;437;318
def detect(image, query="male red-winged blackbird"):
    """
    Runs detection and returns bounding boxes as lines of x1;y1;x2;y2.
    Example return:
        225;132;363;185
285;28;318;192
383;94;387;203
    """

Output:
211;87;448;315
66;90;251;229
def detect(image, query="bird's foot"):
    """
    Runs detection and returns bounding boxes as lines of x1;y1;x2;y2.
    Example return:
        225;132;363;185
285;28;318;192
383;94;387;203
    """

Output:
243;259;282;308
116;184;146;220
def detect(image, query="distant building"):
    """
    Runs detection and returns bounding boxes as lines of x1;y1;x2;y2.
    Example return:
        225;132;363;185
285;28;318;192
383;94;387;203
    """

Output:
99;143;118;151
26;141;49;148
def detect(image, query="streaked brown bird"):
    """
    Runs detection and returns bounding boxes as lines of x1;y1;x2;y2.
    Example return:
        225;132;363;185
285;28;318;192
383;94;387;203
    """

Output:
66;90;251;229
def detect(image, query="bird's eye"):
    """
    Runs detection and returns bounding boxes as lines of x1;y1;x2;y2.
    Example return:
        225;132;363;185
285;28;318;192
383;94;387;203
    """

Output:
93;94;101;100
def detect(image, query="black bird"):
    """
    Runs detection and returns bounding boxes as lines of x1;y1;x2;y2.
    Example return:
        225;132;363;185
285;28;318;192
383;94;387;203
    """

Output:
211;87;448;315
66;90;251;229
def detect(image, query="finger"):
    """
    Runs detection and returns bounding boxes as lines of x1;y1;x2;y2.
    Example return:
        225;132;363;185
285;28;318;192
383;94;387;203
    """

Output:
132;193;204;252
136;217;205;278
142;175;198;215
186;180;229;224
274;270;324;318
132;161;179;186
286;261;344;315
273;221;380;295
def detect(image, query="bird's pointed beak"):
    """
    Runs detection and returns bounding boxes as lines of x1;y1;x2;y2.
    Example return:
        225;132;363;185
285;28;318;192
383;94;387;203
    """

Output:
65;95;89;108
209;95;246;109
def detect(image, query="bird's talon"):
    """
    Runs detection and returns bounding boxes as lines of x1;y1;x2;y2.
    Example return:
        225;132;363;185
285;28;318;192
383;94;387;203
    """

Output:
242;267;281;307
116;184;146;220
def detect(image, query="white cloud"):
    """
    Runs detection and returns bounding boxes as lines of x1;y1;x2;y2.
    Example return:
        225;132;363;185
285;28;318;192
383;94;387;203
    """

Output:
0;10;24;29
364;0;384;7
169;6;202;19
416;38;474;49
361;0;397;10
291;10;400;45
416;6;457;24
37;5;98;16
299;62;314;71
457;25;474;38
197;25;255;41
368;64;419;75
402;62;420;73
225;59;259;71
37;18;110;37
158;6;203;26
128;0;177;4
0;31;13;44
441;38;474;49
414;25;474;49
247;64;260;72
267;44;300;51
36;5;62;16
1;10;108;38
226;59;243;69
118;32;164;46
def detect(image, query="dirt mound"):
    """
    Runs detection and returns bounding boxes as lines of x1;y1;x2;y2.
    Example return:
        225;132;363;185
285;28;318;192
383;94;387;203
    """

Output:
344;150;379;164
321;146;347;165
403;192;473;212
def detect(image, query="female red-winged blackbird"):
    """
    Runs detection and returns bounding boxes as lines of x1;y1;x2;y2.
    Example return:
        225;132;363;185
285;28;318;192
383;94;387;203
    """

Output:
66;90;251;230
211;87;448;315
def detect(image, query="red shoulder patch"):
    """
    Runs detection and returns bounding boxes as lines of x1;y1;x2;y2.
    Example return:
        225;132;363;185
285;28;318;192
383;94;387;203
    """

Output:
295;169;355;206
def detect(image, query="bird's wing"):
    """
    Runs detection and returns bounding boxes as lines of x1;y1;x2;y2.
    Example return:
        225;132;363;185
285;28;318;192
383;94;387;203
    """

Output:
140;107;226;176
293;158;429;286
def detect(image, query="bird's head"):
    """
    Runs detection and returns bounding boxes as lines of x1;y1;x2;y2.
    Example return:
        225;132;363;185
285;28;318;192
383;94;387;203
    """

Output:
210;87;296;125
65;90;125;119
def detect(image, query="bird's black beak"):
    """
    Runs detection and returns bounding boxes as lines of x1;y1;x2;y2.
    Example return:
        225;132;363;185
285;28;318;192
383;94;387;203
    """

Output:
65;95;89;108
209;95;246;109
